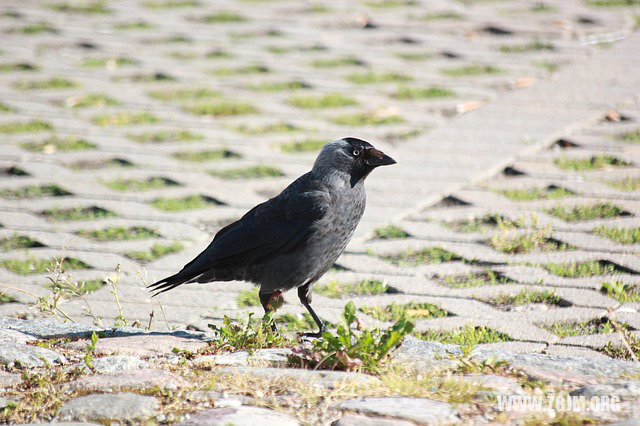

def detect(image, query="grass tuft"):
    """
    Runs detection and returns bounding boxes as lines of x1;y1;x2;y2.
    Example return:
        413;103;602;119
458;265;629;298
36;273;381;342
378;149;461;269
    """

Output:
48;1;110;14
1;256;90;275
499;186;574;201
173;149;239;162
91;112;159;126
0;62;39;73
382;247;466;266
236;288;260;307
148;87;219;101
14;78;78;90
289;93;357;109
102;177;178;192
21;136;96;153
546;202;628;221
210;165;283;180
483;289;565;307
64;93;118;108
499;41;555;53
197;11;246;23
279;139;325;153
361;302;448;322
554;155;629;171
441;64;502;77
607;177;640;192
150;195;220;211
0;120;53;134
126;242;184;262
374;225;409;239
442;270;513;288
1;184;71;199
594;226;640;244
331;111;404;126
393;86;455;100
0;235;43;252
249;80;311;92
310;57;365;68
315;279;390;298
41;206;115;221
621;128;640;143
81;57;137;68
77;226;159;241
128;130;203;144
347;71;412;84
544;260;623;277
600;281;640;303
233;122;300;134
184;101;258;117
418;324;512;345
541;318;620;337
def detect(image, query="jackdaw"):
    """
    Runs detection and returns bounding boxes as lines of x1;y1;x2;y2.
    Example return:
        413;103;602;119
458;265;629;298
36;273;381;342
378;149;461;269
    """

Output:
148;137;396;337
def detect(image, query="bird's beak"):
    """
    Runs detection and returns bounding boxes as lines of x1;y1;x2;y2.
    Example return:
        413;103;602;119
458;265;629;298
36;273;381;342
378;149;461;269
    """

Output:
365;148;397;167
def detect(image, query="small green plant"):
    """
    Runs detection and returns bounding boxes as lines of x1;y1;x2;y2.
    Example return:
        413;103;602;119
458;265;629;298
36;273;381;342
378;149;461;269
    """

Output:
396;52;435;61
9;22;57;34
148;87;219;101
315;279;390;298
499;186;574;201
490;227;571;254
347;71;412;84
77;226;159;241
64;93;119;108
184;101;258;117
126;242;184;262
41;206;115;221
0;293;17;304
279;139;325;153
173;149;239;162
150;195;219;211
84;331;99;370
441;64;502;77
586;0;640;7
442;270;513;288
546;203;627;221
249;80;310;91
108;264;127;326
594;226;640;244
331;111;404;126
274;312;336;333
0;235;43;252
82;57;137;68
382;247;465;266
21;136;96;153
197;11;246;23
1;184;72;199
418;11;462;20
374;225;409;239
128;130;203;143
67;158;133;170
92;112;159;126
0;101;15;113
418;324;512;346
601;281;640;303
544;260;622;277
366;0;417;8
484;289;565;307
102;176;178;192
393;86;455;100
0;120;53;134
113;20;154;30
289;93;357;109
361;302;448;322
236;288;261;307
499;41;555;53
554;155;629;171
210;165;283;180
607;177;640;192
310;56;364;68
14;78;78;90
290;301;414;373
207;313;289;352
621;128;640;143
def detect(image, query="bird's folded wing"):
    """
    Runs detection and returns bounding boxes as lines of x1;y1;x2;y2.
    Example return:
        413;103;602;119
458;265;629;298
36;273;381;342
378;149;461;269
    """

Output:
179;190;330;277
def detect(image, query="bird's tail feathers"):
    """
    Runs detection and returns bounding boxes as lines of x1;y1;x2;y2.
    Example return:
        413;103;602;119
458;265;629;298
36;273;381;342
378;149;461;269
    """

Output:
147;272;196;297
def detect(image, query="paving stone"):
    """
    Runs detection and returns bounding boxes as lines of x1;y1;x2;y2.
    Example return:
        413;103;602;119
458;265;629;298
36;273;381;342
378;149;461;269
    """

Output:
193;348;291;367
218;366;379;388
59;393;158;422
393;335;462;370
571;381;640;402
64;334;208;357
336;397;458;424
458;374;526;396
64;368;188;391
67;355;149;373
333;414;415;426
0;341;67;368
178;406;299;426
0;370;22;388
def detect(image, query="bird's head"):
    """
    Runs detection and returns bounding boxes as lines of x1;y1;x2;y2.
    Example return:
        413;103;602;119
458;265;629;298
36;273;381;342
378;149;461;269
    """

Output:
312;137;396;185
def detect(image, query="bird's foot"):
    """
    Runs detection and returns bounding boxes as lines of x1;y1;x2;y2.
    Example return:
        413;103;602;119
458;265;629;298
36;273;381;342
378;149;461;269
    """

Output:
300;328;326;340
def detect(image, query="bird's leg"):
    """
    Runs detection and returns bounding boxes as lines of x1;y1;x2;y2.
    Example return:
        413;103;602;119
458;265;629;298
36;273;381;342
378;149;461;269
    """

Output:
298;284;326;338
259;291;279;334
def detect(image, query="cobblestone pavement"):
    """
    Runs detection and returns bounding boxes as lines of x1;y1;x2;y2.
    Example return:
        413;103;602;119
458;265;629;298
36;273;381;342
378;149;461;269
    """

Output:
1;0;640;361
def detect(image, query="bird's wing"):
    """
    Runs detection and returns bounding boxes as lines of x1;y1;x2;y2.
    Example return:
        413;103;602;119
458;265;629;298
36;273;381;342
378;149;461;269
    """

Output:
149;188;330;294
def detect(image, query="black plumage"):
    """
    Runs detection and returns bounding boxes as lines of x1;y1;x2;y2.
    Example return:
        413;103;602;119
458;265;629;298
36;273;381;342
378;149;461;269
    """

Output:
148;137;396;336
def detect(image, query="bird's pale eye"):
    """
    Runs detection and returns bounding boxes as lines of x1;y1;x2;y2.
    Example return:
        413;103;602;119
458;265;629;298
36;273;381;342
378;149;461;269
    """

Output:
352;149;361;157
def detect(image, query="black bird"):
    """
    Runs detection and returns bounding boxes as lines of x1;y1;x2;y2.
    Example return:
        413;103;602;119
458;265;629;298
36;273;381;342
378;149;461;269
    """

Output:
148;137;396;337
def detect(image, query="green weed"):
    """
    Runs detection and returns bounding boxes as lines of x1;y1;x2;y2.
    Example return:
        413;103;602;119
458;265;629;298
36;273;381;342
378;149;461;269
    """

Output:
77;226;159;241
594;226;640;244
150;195;219;211
92;112;159;126
279;139;325;153
1;184;71;198
393;86;455;99
41;206;115;221
289;93;357;109
184;101;258;117
315;279;390;298
14;78;77;90
331;111;404;126
210;165;283;180
102;177;178;192
173;149;239;162
1;256;90;275
546;203;627;221
544;260;622;277
374;225;409;239
0;235;43;252
442;270;513;288
126;242;184;262
347;71;412;84
21;136;95;153
361;302;448;322
554;155;629;171
441;64;502;77
0;120;53;134
499;186;574;201
128;130;203;143
418;323;512;345
382;247;466;266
